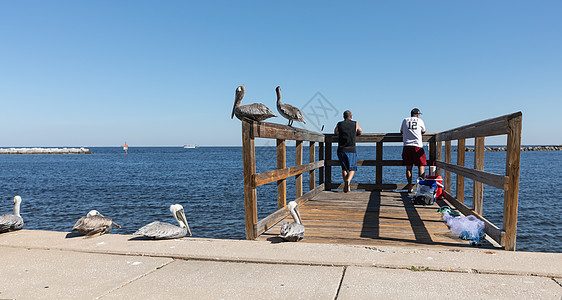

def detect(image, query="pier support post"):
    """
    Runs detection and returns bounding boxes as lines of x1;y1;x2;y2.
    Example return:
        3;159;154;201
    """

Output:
277;139;286;209
319;142;324;185
436;141;442;177
295;140;303;198
503;114;522;251
473;137;485;215
325;135;332;191
456;139;465;203
309;141;316;192
376;142;383;185
444;141;452;193
242;120;258;240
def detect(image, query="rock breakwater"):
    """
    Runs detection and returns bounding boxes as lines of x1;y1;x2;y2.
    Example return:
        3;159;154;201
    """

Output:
458;146;562;152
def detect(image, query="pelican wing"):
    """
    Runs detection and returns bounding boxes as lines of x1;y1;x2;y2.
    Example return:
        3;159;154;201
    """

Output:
235;103;277;122
279;222;304;242
278;103;306;124
0;214;24;233
134;221;187;239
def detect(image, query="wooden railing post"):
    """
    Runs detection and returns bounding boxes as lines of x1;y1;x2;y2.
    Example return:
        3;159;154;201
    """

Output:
436;141;442;176
456;139;466;203
376;141;383;184
429;140;436;167
242;120;257;240
277;139;286;209
444;141;452;193
503;115;522;251
325;135;332;190
309;141;316;192
296;140;303;198
473;137;485;215
319;142;324;185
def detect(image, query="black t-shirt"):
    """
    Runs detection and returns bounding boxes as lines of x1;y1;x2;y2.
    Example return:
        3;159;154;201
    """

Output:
337;119;358;153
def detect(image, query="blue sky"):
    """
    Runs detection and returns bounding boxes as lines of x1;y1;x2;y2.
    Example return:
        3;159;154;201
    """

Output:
1;1;560;146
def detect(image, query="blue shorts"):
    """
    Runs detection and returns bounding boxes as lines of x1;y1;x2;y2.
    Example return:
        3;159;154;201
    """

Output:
337;152;357;172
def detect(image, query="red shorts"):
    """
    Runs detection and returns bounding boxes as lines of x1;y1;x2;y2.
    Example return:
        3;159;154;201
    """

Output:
402;146;427;166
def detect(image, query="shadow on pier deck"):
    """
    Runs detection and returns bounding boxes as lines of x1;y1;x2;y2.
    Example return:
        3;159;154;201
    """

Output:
257;190;495;248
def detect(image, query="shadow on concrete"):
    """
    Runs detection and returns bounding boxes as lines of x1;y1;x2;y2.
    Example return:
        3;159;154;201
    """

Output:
65;232;83;239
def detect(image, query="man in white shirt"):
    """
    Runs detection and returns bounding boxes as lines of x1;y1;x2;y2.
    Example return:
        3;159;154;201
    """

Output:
400;108;427;193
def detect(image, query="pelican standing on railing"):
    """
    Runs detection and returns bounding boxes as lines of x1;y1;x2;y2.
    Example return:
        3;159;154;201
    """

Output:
134;204;192;239
279;201;304;242
0;196;24;233
231;85;277;122
276;86;306;127
72;210;121;238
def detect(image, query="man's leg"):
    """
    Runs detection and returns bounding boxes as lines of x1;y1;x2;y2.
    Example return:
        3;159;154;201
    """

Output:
346;170;355;192
342;169;349;192
406;165;413;193
419;165;425;179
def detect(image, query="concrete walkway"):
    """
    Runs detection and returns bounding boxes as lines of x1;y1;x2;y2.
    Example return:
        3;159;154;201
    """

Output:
0;230;560;299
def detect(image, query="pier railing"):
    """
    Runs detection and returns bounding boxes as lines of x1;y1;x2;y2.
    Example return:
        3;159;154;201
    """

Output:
241;120;325;240
322;112;522;250
434;112;522;251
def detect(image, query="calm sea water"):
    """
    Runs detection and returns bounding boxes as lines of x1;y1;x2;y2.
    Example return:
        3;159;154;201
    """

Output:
1;146;560;253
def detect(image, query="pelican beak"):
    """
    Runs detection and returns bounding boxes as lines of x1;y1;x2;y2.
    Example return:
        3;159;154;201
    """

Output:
232;85;244;119
177;209;192;236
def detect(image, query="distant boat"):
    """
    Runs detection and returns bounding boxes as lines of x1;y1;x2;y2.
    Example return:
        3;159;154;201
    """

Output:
184;144;196;149
123;142;128;154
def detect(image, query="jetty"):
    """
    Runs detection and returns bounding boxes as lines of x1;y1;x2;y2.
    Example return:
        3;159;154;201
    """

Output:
460;145;562;151
241;112;522;251
0;147;92;154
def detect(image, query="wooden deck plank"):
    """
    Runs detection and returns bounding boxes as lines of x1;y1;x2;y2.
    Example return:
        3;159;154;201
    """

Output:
257;190;494;248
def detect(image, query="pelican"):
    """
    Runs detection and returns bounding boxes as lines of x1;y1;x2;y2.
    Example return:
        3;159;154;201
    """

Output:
279;201;304;242
0;196;24;233
134;204;191;239
72;210;121;238
276;86;306;126
231;85;277;122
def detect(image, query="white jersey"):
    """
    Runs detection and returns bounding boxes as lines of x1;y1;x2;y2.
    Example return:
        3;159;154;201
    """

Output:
401;117;425;147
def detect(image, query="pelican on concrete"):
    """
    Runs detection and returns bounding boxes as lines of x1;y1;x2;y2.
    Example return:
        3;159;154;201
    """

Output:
0;196;24;233
279;201;304;242
134;204;192;239
276;86;306;126
72;210;121;238
231;85;277;122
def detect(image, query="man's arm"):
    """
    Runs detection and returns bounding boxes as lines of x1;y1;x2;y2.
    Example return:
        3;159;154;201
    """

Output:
334;125;339;135
356;122;362;136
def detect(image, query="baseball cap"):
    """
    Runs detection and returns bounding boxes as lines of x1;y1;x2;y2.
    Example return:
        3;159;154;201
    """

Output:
411;108;422;115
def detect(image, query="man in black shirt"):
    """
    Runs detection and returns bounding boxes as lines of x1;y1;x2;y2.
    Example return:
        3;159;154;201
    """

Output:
334;110;362;192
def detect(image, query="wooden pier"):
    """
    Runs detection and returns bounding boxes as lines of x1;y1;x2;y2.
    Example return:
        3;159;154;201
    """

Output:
257;190;489;248
241;112;522;250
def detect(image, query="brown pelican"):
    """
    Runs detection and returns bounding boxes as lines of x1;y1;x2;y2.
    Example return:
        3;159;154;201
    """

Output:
279;201;304;242
231;85;277;122
276;86;306;126
134;204;192;239
72;210;121;238
0;196;24;233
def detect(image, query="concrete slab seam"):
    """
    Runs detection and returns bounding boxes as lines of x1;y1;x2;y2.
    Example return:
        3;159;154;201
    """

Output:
371;263;561;279
334;266;347;300
552;278;562;288
95;258;175;299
